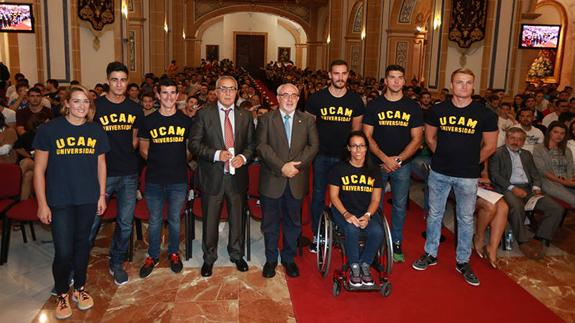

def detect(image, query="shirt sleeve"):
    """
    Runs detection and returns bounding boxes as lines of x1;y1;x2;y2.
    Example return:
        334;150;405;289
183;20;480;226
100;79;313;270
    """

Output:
327;164;342;186
482;108;499;132
95;125;110;155
132;106;145;130
139;117;150;140
32;123;51;151
371;168;384;188
353;95;366;117
409;102;424;128
305;93;317;116
424;105;439;127
362;101;376;126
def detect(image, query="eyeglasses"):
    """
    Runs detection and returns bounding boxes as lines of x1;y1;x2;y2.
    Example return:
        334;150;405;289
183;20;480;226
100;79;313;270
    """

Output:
349;144;367;150
278;93;299;100
217;86;237;93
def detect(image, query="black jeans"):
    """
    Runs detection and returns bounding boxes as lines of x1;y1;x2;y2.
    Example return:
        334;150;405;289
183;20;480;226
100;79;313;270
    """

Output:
51;203;96;295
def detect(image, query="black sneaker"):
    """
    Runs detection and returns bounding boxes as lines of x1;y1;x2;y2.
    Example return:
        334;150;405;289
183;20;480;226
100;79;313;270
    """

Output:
309;236;318;254
109;264;129;286
456;262;480;287
412;253;438;271
139;256;158;278
360;262;374;286
169;253;183;273
393;242;405;263
349;263;362;287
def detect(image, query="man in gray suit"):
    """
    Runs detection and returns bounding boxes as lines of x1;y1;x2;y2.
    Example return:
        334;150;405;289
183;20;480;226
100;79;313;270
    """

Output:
256;83;319;278
489;127;564;259
189;75;255;277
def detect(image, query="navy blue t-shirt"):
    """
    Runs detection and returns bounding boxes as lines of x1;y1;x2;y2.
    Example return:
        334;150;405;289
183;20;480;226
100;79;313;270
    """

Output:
33;117;110;207
306;88;365;157
139;110;192;185
94;96;144;176
425;100;498;178
328;162;383;217
363;96;424;162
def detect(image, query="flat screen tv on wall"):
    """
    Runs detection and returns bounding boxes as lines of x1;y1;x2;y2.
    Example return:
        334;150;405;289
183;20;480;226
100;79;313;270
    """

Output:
0;3;34;33
519;24;560;49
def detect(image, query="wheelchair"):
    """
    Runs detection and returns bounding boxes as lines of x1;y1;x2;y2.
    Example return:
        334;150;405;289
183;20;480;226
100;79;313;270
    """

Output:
316;207;393;297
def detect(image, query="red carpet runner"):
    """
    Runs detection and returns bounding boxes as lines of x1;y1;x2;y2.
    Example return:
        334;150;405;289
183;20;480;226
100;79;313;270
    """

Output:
286;197;562;323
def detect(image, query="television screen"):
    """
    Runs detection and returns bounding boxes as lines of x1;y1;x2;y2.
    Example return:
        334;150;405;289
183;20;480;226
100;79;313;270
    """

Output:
0;3;34;33
519;24;560;49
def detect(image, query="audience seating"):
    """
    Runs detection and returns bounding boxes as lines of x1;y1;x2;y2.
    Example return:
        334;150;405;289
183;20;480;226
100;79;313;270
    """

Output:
1;198;39;264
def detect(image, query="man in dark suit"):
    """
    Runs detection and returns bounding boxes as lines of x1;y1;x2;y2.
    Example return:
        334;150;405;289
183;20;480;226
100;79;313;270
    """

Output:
189;75;255;277
256;83;319;278
489;127;563;259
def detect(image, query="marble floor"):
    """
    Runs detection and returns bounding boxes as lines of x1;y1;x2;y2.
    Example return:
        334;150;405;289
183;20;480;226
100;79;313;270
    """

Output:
0;182;574;322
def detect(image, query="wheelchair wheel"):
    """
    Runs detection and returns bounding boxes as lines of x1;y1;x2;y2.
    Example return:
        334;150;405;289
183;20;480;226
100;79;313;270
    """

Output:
316;208;333;278
380;281;392;297
332;281;341;297
379;213;393;275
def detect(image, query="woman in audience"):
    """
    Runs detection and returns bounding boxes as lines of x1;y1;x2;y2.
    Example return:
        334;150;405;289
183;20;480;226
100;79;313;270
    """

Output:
33;86;109;320
328;131;384;287
533;121;575;208
513;94;524;113
568;120;575;162
474;164;508;269
0;113;17;164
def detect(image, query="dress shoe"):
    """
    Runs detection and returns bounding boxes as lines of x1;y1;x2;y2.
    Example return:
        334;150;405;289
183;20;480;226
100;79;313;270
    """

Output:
482;246;498;269
473;235;484;259
262;262;277;278
519;239;543;260
282;261;300;278
201;262;213;277
231;258;249;272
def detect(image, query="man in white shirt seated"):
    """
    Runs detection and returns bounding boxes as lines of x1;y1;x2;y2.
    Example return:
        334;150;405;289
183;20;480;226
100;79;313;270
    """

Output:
514;108;543;153
542;99;569;128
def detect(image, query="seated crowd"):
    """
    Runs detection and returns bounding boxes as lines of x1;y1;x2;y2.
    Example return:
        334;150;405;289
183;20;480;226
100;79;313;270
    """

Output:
0;59;574;320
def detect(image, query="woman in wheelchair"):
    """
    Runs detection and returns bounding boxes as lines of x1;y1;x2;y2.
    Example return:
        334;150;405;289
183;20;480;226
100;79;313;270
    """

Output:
328;131;384;287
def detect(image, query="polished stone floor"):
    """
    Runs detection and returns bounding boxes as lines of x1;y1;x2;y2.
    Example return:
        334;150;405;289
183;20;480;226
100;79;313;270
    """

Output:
0;182;574;322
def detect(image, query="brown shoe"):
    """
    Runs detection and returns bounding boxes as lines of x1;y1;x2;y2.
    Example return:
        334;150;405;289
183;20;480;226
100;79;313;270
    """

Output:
72;288;94;311
55;293;72;320
519;239;543;259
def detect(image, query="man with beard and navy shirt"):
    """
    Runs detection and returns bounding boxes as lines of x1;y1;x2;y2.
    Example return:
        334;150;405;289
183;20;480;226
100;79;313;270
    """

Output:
89;62;144;286
363;64;424;263
306;59;365;252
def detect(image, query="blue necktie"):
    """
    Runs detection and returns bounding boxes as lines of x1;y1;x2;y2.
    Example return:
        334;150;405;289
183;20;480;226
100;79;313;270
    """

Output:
284;114;291;147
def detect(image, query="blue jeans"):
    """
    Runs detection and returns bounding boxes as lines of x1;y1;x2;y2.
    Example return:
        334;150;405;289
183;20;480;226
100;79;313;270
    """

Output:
89;174;138;267
331;207;384;265
425;170;478;263
145;182;187;260
411;155;431;212
51;204;97;294
380;162;412;244
311;154;340;236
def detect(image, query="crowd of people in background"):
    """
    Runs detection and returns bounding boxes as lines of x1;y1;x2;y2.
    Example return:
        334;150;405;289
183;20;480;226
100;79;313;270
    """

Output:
0;58;574;320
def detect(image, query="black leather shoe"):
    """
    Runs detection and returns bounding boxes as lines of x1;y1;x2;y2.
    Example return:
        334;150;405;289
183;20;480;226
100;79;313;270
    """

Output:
231;258;249;272
262;262;277;278
201;262;213;277
282;261;299;278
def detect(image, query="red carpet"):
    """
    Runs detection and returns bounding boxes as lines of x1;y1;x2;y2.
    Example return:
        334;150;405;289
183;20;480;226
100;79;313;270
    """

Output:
286;197;562;323
253;80;278;107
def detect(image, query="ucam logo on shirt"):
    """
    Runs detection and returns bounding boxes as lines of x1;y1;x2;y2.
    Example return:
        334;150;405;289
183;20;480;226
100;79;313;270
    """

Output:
99;113;137;131
149;125;186;143
319;106;353;122
439;116;478;134
55;136;97;155
377;110;411;127
341;174;376;192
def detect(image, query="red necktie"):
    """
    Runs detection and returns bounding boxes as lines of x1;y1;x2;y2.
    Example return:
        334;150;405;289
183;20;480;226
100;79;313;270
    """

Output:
224;109;234;172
